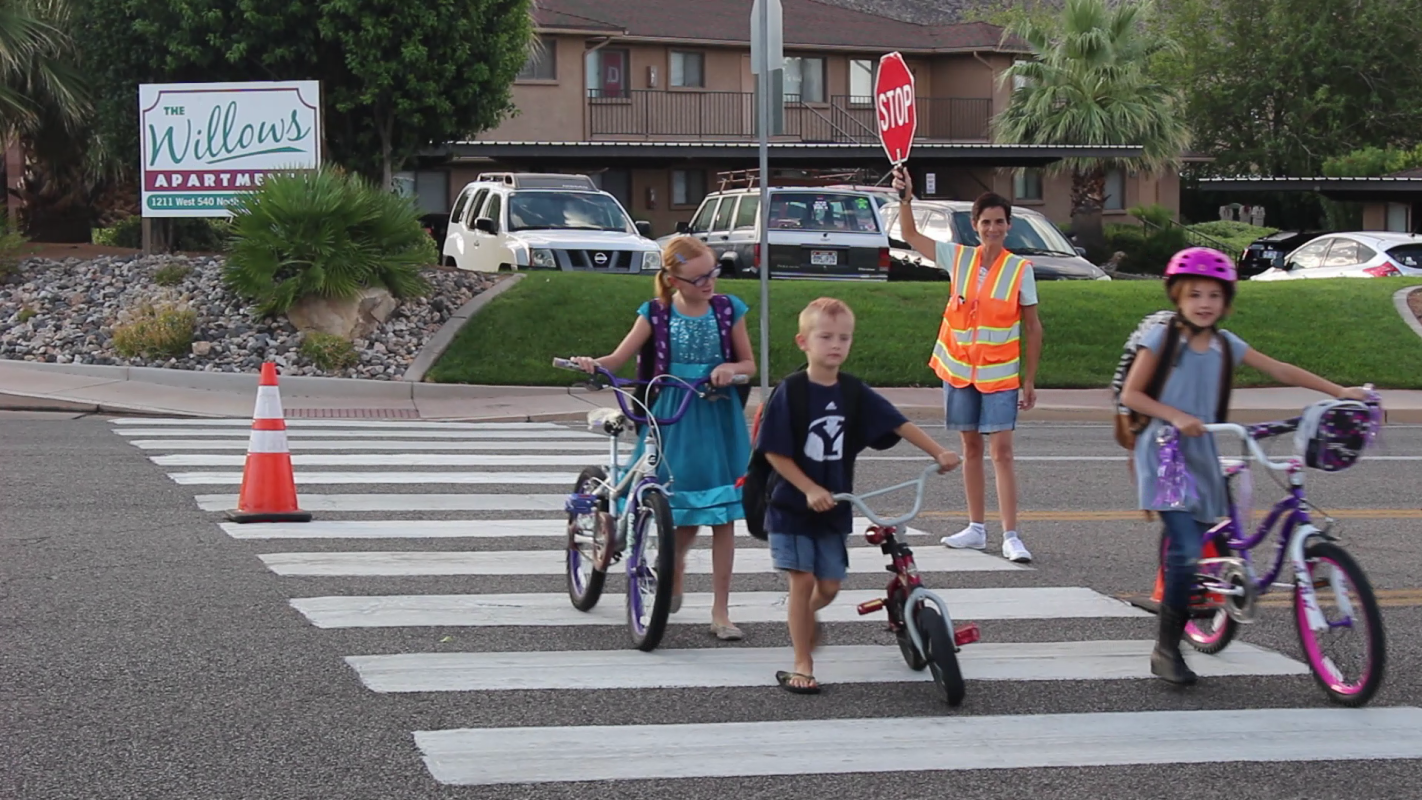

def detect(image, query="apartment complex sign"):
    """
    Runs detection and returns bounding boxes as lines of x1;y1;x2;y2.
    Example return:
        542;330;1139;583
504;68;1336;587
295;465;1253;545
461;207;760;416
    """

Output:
139;81;322;217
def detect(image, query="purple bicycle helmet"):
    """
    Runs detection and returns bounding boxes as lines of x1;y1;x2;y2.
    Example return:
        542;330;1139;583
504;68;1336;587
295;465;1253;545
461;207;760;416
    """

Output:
1165;247;1237;300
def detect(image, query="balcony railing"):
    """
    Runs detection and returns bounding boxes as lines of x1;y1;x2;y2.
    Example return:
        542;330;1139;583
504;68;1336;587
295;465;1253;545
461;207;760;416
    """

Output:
586;91;991;143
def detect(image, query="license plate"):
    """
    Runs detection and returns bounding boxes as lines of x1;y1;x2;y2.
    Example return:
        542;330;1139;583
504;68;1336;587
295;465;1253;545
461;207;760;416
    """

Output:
810;250;838;266
1261;249;1278;259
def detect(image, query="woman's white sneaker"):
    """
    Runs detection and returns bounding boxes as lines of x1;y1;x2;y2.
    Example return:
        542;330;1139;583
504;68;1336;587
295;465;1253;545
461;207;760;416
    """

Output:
940;525;987;550
1002;534;1033;563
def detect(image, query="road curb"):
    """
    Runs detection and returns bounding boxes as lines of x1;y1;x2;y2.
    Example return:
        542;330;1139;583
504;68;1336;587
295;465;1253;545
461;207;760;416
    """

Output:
1393;285;1422;341
402;274;526;383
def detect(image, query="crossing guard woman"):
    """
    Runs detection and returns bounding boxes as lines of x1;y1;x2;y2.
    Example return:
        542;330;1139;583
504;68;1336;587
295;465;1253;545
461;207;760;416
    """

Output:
891;166;1043;565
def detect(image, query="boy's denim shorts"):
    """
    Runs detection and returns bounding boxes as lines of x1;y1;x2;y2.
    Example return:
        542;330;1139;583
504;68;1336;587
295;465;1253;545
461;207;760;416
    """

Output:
943;382;1018;434
768;531;849;581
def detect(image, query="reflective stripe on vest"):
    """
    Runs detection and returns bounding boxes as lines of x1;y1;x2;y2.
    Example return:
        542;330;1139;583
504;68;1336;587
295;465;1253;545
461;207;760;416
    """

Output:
928;245;1029;391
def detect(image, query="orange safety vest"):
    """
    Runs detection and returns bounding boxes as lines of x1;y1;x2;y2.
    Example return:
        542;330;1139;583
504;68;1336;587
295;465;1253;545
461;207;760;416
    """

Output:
928;243;1030;393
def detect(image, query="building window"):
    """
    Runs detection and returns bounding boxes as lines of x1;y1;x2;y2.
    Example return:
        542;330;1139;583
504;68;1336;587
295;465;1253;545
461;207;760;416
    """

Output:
849;59;873;103
670;51;704;88
1386;202;1411;232
1104;168;1125;211
518;37;556;81
784;57;826;103
586;49;629;98
592;169;632;211
1012;58;1030;92
393;170;449;214
672;170;706;207
1013;169;1043;201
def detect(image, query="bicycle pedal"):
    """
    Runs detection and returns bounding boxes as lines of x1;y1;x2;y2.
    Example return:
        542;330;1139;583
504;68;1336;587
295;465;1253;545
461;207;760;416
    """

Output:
856;598;885;615
954;623;980;646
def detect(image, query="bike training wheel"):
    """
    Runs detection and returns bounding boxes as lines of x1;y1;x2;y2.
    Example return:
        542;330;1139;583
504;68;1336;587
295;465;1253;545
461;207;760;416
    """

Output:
566;467;609;612
1184;540;1241;655
890;597;928;671
1294;540;1386;707
626;488;678;652
918;605;965;707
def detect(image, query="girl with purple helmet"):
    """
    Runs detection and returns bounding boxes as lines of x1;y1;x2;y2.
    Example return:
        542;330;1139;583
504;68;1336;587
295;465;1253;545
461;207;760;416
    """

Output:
1119;247;1370;686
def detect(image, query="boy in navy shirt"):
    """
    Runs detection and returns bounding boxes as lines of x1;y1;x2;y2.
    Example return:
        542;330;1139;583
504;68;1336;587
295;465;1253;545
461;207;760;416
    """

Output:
759;298;960;694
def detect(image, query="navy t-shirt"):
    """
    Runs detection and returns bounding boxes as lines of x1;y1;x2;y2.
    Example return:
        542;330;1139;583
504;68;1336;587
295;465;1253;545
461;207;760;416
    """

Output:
760;377;908;536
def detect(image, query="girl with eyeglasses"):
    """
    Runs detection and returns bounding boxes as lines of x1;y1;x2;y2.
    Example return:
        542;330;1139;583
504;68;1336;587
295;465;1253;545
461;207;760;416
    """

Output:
570;236;756;640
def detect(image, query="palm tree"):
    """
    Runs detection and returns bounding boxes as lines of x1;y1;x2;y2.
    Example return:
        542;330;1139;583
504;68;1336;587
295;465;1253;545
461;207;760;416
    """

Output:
992;0;1190;249
0;0;88;137
0;0;97;241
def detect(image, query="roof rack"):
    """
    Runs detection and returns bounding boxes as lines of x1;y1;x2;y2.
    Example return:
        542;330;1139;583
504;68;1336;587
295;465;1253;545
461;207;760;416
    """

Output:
476;172;598;191
715;167;890;191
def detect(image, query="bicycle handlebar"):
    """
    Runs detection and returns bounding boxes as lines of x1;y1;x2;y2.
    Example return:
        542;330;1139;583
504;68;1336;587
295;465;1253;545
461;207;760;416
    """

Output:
1200;384;1381;473
1201;423;1296;471
831;463;940;529
551;358;748;425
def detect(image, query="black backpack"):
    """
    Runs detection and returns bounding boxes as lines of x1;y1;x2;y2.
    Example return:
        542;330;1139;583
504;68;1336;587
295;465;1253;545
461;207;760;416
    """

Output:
739;369;896;540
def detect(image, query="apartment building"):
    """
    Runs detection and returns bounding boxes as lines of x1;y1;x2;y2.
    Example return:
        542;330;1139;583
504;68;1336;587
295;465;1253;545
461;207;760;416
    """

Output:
408;0;1179;237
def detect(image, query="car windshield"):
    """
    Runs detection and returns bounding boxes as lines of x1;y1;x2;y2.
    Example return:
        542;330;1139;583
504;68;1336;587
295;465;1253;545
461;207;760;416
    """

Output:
1386;243;1422;268
507;191;632;233
951;212;1079;256
767;192;881;233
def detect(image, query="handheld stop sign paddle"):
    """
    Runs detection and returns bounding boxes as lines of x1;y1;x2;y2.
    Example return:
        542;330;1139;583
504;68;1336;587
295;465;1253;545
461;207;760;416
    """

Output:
875;51;916;197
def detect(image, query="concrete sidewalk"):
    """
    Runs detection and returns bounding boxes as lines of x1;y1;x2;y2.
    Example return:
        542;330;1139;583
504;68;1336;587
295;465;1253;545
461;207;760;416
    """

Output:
3;359;1420;422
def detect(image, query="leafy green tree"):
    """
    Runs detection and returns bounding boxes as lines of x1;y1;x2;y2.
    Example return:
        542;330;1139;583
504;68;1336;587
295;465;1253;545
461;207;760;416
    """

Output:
992;0;1190;247
1322;145;1422;178
79;0;533;188
1157;0;1422;178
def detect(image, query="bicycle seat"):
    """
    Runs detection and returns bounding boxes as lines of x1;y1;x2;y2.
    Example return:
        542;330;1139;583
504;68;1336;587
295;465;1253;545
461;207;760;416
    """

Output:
586;407;628;436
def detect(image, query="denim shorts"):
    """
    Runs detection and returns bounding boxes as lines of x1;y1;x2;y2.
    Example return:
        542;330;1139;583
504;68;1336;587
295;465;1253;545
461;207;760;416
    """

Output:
944;382;1019;433
769;531;849;581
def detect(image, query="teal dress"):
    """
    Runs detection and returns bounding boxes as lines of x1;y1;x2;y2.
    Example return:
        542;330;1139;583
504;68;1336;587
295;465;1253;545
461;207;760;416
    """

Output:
625;295;752;526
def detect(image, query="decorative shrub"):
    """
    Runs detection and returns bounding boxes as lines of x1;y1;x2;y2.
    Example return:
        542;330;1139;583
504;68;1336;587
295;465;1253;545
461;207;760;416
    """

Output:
111;301;197;359
0;222;29;281
300;331;359;370
153;263;191;286
93;216;229;251
223;168;432;316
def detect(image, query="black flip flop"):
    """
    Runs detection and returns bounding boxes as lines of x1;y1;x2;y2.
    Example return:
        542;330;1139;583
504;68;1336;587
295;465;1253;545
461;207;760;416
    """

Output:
776;670;821;695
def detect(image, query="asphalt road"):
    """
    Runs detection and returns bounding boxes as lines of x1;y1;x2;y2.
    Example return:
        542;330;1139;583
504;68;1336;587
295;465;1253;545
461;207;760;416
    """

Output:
3;412;1421;800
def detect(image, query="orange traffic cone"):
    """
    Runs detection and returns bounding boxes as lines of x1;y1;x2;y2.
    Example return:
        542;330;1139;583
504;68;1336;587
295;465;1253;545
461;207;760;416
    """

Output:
226;362;312;523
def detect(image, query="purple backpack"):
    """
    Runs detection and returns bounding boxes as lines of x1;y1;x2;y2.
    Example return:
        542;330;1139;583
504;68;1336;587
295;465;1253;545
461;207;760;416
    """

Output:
635;294;749;407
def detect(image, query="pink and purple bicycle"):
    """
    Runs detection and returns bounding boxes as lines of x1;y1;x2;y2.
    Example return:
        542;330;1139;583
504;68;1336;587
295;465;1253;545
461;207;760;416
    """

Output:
1163;390;1386;706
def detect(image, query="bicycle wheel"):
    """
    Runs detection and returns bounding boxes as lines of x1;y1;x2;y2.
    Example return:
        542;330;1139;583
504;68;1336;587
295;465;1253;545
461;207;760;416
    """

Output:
1184;542;1240;655
566;467;610;611
918;605;965;707
1294;540;1386;707
626;488;677;652
891;596;928;671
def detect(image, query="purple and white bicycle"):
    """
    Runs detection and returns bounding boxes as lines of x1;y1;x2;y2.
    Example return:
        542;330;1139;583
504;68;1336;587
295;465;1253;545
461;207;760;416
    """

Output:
1164;389;1386;706
552;357;747;652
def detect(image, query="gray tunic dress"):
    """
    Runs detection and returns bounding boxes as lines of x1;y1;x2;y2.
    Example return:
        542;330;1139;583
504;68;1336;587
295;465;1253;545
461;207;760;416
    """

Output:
1133;325;1250;523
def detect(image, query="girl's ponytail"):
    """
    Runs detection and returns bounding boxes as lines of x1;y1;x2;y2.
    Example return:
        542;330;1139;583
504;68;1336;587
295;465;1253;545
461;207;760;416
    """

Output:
653;268;675;308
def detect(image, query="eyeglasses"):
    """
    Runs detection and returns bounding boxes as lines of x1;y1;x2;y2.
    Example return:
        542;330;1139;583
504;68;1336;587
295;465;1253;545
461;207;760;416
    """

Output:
673;266;721;287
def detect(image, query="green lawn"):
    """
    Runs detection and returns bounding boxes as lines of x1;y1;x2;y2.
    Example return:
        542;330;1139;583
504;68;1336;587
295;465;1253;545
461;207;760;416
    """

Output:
427;274;1422;389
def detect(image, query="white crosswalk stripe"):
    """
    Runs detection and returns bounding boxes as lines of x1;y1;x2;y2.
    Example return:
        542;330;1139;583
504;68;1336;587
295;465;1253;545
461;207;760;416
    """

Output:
111;417;1420;789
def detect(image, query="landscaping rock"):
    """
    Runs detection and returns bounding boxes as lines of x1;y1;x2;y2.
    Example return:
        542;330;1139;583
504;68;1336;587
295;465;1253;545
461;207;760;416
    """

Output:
0;253;495;380
288;286;398;339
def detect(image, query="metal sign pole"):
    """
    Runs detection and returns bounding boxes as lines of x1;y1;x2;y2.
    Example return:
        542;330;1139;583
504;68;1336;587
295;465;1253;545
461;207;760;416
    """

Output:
752;0;780;400
757;58;770;399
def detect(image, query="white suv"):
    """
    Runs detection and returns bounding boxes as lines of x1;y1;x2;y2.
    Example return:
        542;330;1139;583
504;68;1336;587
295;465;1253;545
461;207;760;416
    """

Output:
442;173;662;274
